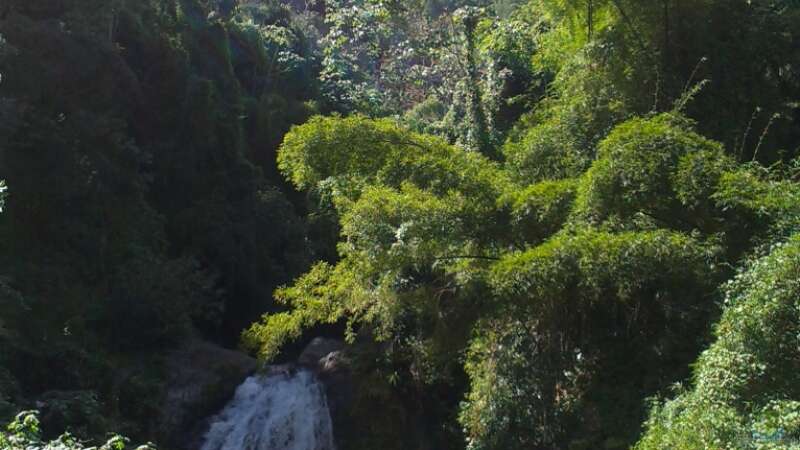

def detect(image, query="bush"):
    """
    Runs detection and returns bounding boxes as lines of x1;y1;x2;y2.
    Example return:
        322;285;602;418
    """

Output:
573;113;728;229
461;228;721;449
637;234;800;450
503;119;591;184
0;411;153;450
498;178;577;245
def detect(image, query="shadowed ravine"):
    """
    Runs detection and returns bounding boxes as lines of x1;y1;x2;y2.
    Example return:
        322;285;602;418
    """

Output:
199;367;335;450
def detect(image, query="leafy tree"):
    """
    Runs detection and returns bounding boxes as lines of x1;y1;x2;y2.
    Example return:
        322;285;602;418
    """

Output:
572;113;730;230
246;111;781;449
462;228;719;449
245;115;506;358
525;0;800;163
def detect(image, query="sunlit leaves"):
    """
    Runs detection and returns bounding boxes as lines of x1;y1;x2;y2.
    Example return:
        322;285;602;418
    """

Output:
573;113;727;228
0;411;154;450
503;119;590;183
713;164;800;241
259;107;795;450
490;228;717;309
461;227;720;449
253;115;509;359
499;178;577;245
278;114;507;199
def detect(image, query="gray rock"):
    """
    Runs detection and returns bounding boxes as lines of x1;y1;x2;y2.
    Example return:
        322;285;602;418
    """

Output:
297;338;354;449
159;338;257;450
298;337;346;368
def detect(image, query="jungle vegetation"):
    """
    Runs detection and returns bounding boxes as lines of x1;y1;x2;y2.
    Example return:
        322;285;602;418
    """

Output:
1;0;800;449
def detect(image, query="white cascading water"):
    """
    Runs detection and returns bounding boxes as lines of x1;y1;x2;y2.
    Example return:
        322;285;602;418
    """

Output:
199;367;336;450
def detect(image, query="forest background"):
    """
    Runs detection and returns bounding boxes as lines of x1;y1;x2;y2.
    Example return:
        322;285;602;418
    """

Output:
1;0;800;449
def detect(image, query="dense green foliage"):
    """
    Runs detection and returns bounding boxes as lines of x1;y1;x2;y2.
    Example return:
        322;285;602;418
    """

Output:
637;235;800;449
0;411;152;450
0;0;318;444
250;111;749;448
2;0;800;449
243;1;800;449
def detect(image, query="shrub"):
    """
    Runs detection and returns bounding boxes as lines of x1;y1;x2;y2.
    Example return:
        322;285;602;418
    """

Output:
0;411;153;450
637;234;800;450
573;113;728;229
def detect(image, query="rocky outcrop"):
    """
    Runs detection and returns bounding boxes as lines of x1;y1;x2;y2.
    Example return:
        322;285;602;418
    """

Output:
298;337;346;368
162;337;361;450
160;338;257;450
299;339;433;450
298;338;355;449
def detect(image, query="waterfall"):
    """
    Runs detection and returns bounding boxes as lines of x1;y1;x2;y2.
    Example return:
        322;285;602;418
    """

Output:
199;366;336;450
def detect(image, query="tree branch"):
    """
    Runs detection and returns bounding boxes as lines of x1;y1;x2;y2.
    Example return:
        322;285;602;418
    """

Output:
435;255;501;261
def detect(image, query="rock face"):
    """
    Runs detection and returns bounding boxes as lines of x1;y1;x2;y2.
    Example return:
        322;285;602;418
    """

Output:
160;338;257;450
163;337;354;450
298;339;430;450
298;337;346;368
297;338;354;449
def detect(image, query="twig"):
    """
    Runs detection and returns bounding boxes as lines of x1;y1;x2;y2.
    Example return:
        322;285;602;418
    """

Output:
739;107;761;161
752;113;781;162
682;57;708;97
435;255;501;261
